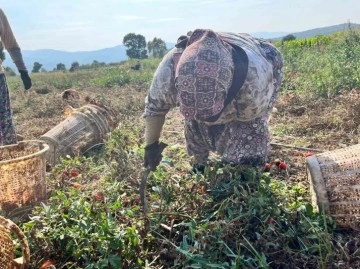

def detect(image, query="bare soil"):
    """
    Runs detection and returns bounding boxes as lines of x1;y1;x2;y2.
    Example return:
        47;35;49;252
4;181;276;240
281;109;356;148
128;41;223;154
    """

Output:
11;86;360;189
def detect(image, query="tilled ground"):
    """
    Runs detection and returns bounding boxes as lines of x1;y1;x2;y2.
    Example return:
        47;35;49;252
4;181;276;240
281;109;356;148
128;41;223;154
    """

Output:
11;86;360;196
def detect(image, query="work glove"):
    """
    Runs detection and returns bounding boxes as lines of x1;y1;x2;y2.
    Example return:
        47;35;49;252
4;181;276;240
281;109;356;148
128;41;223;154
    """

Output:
19;70;32;90
144;141;168;171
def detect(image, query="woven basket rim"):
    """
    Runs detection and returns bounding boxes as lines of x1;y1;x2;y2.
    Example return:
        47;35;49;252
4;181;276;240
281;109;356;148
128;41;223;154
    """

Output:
306;155;330;212
0;216;30;268
0;140;49;165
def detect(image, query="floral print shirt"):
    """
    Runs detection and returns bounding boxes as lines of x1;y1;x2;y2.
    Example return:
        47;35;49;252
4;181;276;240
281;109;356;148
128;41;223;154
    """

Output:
144;32;283;125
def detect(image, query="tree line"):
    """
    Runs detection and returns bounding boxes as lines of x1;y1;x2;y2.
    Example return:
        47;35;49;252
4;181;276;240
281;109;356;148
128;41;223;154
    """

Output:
123;33;168;59
0;33;168;76
30;30;170;73
1;33;168;74
30;60;108;73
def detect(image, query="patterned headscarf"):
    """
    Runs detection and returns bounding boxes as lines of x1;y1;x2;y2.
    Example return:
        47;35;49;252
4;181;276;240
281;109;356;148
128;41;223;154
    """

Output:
175;29;235;121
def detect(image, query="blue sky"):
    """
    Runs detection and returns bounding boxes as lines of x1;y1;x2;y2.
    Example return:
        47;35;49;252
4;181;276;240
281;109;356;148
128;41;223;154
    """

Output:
1;0;359;52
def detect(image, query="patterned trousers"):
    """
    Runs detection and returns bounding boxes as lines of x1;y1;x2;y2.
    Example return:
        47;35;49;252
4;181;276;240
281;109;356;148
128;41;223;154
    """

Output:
185;41;283;166
0;74;17;145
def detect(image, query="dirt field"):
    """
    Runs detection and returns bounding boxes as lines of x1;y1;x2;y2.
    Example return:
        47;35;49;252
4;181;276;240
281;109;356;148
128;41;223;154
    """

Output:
12;85;360;183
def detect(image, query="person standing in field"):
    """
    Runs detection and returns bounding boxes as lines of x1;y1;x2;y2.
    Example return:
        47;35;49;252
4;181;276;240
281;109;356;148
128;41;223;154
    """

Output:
0;8;32;146
143;29;283;172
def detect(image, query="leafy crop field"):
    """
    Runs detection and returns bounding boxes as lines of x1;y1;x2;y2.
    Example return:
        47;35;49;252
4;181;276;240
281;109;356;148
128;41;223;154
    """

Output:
3;28;360;268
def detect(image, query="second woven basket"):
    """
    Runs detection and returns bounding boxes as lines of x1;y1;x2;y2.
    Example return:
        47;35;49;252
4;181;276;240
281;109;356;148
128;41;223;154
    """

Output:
0;216;30;269
40;104;117;165
306;143;360;229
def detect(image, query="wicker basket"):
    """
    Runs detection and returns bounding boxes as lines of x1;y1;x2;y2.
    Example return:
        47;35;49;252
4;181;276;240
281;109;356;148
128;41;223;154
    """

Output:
40;104;117;165
0;140;49;216
306;143;360;229
0;216;30;269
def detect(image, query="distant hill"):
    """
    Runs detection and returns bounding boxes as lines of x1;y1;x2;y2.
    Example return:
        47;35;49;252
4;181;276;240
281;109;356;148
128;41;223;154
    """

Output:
3;43;175;72
2;23;359;72
3;45;127;72
271;22;360;41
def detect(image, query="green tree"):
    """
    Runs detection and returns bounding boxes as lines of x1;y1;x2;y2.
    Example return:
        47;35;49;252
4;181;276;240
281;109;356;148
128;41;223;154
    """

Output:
69;61;79;72
32;62;42;73
123;33;148;59
91;60;106;68
56;63;66;71
282;34;296;42
0;42;5;61
147;37;167;58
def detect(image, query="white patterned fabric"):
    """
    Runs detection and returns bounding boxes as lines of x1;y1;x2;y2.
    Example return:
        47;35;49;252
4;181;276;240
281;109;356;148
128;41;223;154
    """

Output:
144;30;283;165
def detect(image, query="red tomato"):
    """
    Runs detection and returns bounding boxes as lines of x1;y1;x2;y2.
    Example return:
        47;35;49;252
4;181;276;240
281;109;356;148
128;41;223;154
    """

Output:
264;163;271;172
267;217;276;224
70;170;78;177
279;162;287;170
40;260;55;269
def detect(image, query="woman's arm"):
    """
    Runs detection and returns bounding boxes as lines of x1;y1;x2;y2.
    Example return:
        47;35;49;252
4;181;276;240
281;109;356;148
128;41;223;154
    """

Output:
144;47;181;145
0;9;27;71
